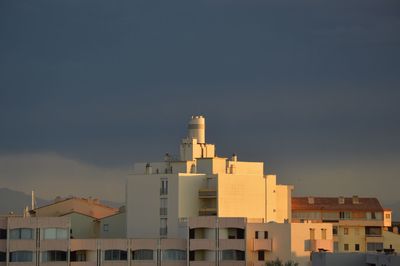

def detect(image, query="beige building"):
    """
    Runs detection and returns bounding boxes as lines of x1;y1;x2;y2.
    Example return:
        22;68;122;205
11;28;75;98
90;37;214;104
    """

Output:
31;197;120;238
292;196;393;253
0;215;332;266
126;116;293;239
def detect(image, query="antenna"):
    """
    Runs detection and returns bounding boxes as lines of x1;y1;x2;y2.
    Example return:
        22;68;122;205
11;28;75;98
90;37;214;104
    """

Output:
31;190;37;210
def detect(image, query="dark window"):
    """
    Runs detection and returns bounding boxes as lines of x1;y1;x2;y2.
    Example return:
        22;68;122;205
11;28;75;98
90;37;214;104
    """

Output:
70;251;86;262
132;250;153;260
104;250;127;261
264;231;269;239
189;229;195;239
42;251;67;262
332;226;338;235
255;231;259;239
355;244;360;251
344;244;349;251
258;250;264;261
221;250;245;261
189;251;195;261
367;242;383;252
0;229;6;239
365;227;382;236
0;252;6;262
10;251;33;262
237;229;245;239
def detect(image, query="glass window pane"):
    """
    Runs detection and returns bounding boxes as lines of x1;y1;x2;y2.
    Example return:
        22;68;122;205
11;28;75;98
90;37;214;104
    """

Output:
44;228;57;240
132;249;153;260
57;229;68;239
10;229;20;239
21;228;33;239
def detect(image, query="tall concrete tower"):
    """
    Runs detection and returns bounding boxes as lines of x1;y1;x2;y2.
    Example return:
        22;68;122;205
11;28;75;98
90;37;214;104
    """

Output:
188;115;205;143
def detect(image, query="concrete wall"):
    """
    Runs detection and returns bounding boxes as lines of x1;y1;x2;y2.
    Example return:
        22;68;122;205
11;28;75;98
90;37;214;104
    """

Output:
100;212;126;239
65;212;98;238
383;230;400;252
218;173;265;219
311;252;366;266
126;173;164;238
178;174;207;218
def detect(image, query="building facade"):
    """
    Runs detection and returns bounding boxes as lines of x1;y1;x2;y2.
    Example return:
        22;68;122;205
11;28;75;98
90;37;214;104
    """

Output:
292;196;392;253
126;116;293;239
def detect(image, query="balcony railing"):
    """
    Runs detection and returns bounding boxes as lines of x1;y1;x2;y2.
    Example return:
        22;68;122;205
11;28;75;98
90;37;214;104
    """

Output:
253;239;272;251
198;208;217;216
198;189;216;198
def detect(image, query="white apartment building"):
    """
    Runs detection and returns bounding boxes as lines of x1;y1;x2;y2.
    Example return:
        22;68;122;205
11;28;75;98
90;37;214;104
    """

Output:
126;116;293;239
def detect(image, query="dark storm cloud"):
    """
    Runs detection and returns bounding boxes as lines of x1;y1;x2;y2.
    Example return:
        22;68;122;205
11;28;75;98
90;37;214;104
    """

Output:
0;1;399;205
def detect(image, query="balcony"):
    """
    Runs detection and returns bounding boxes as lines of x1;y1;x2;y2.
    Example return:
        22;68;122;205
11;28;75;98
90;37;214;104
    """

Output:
366;235;384;243
198;188;216;199
253;239;272;251
338;219;383;227
70;263;97;266
189;239;216;250
304;239;333;252
219;262;245;266
190;262;215;266
219;239;245;251
199;208;217;216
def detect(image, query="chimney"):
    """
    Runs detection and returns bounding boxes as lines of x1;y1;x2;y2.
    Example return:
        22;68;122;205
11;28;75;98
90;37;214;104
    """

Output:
338;196;345;204
308;196;315;204
352;195;359;204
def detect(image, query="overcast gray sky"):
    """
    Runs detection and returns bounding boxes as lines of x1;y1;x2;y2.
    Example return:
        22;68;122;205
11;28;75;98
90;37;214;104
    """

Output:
0;1;399;207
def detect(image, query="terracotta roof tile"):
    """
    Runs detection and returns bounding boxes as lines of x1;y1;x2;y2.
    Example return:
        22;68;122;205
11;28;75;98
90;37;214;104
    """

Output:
292;197;383;212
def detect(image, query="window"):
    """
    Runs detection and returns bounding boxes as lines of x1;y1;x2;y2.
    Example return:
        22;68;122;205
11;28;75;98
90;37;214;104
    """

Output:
309;228;315;240
221;250;245;261
258;250;265;261
365;227;382;236
162;249;186;260
0;252;6;262
332;226;338;235
344;228;349;235
333;242;339;252
344;244;349;251
10;228;33;239
189;229;195;239
255;231;259;239
367;242;383;252
132;250;153;260
371;212;376;219
160;218;167;237
70;251;86;262
104;250;127;261
160;179;168;195
386;213;391;219
0;229;6;239
103;224;109;232
228;228;244;239
355;244;360;251
43;228;68;240
264;231;268;239
321;229;327;240
160;198;168;216
10;251;33;262
42;251;67;262
339;212;351;220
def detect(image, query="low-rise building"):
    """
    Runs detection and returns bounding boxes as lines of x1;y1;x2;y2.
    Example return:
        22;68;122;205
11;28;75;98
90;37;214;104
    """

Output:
292;196;392;253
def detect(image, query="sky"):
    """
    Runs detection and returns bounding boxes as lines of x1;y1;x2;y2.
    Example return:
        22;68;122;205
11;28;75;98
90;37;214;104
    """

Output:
0;1;399;208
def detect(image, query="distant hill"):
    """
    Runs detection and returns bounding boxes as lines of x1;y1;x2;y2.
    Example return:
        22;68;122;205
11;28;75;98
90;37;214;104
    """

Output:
0;188;123;215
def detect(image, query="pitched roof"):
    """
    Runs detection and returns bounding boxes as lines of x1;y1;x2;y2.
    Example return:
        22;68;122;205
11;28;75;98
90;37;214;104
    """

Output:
292;197;383;212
